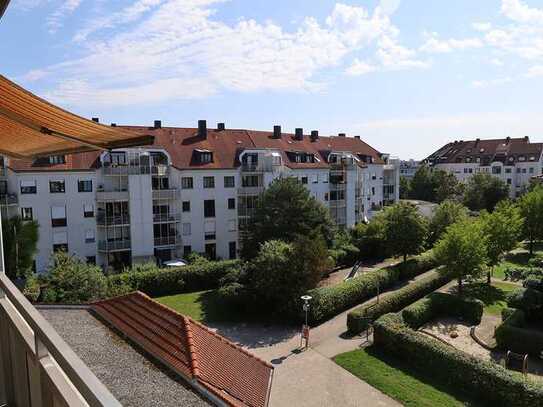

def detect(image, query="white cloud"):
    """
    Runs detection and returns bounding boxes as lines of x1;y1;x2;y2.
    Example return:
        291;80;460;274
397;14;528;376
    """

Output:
501;0;543;24
490;57;504;66
525;65;543;77
471;77;514;88
420;33;483;54
24;0;423;107
47;0;83;33
472;22;492;32
345;59;376;76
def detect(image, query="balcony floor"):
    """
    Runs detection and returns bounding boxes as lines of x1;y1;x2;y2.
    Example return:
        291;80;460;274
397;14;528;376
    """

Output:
40;308;210;407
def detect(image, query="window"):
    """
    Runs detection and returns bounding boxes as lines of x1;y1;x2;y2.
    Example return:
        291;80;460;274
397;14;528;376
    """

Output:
182;223;191;236
21;207;33;221
78;180;93;192
204;200;215;218
507;178;512;185
330;190;345;201
324;192;329;201
522;168;527;174
203;176;215;188
49;180;65;193
49;155;66;165
20;180;37;194
199;151;213;163
492;166;502;175
53;231;68;252
505;168;512;174
529;167;534;174
84;204;94;218
301;176;308;184
224;176;235;188
181;177;193;189
182;201;191;212
205;233;216;240
152;177;169;190
86;256;96;265
371;173;377;180
228;219;237;232
517;168;521;174
242;175;261;187
229;241;237;260
228;198;236;210
183;245;192;257
51;206;67;227
371;187;376;196
85;229;95;243
205;243;216;260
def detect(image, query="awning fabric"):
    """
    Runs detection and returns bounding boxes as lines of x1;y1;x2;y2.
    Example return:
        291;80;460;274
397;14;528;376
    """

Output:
0;75;154;158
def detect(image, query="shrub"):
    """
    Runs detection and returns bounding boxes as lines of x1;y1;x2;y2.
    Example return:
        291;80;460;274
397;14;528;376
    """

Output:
23;275;41;302
347;268;453;334
306;252;437;324
402;292;484;329
495;307;543;356
506;287;543;313
374;313;543;407
108;260;241;297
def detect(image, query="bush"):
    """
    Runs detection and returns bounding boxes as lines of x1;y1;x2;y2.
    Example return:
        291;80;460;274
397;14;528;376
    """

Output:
23;275;41;302
506;287;543;313
402;292;484;329
374;313;543;407
347;268;453;334
306;252;436;324
108;260;241;297
495;307;543;356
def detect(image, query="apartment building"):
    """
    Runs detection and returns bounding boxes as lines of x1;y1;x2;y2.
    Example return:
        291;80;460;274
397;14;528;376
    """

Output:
0;120;399;273
399;159;421;180
424;137;543;198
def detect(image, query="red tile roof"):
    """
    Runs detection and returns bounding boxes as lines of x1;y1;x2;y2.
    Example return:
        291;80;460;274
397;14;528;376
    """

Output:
8;125;385;171
91;292;273;407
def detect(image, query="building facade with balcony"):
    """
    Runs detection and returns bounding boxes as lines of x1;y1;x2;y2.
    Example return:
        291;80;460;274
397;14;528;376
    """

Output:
424;137;543;198
1;120;399;273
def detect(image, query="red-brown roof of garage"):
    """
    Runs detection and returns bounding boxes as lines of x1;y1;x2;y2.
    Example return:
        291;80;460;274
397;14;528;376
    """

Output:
7;125;385;171
91;292;274;407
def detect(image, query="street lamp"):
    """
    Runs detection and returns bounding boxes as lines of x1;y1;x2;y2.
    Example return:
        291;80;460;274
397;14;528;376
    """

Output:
300;295;312;349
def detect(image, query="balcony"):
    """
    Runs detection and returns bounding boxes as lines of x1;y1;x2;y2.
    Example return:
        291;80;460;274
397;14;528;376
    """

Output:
238;186;264;196
0;167;6;177
101;164;150;176
96;190;129;201
241;163;261;172
329;200;347;208
0;193;17;206
152;189;178;200
97;239;131;252
0;273;120;407
96;213;131;226
151;164;169;176
154;236;180;247
153;213;181;223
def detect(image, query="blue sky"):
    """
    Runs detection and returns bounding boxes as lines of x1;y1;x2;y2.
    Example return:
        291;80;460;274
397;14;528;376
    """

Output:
2;0;543;159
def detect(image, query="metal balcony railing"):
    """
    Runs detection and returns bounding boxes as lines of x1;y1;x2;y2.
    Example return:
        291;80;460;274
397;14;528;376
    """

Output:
97;240;131;252
153;213;181;223
0;273;120;407
151;164;169;176
101;164;151;176
151;189;178;200
0;193;17;206
96;214;131;226
241;163;260;172
329;200;347;208
96;190;129;201
153;236;179;247
237;186;264;196
0;167;6;177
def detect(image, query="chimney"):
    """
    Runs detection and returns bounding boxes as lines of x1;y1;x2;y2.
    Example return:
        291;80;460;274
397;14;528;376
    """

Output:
338;133;346;137
154;120;162;129
310;130;319;142
524;136;529;142
217;122;225;131
295;128;304;141
506;136;511;144
92;117;99;123
273;125;282;139
111;123;117;127
354;136;361;140
198;120;207;138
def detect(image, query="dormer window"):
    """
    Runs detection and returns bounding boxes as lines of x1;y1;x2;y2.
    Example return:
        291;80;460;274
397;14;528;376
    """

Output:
195;149;213;164
288;151;316;163
509;157;514;162
479;148;485;153
49;155;66;165
519;156;526;162
466;157;472;163
530;156;536;161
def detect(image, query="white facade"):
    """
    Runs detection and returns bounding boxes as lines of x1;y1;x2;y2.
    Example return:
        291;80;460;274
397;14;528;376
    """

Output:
0;146;399;273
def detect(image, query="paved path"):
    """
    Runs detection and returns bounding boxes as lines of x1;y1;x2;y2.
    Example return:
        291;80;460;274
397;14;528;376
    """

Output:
210;268;441;407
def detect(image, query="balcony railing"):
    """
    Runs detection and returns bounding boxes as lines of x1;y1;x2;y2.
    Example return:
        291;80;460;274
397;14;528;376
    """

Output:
152;189;178;200
0;167;6;177
96;190;129;201
241;163;260;172
96;213;131;226
0;273;120;407
97;239;131;252
154;236;179;247
151;164;169;176
101;164;151;176
0;193;17;206
329;200;347;208
238;186;264;195
153;213;181;223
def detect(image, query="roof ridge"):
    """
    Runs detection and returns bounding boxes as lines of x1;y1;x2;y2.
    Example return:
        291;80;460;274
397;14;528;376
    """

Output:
182;316;201;379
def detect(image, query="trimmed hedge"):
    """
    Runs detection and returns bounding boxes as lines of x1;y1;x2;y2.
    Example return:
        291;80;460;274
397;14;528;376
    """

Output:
347;268;453;334
374;313;543;407
506;287;543;314
305;252;437;324
496;307;543;356
402;292;484;329
107;260;241;297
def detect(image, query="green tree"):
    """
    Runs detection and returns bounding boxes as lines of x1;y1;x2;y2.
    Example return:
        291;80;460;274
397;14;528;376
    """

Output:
351;213;389;260
247;234;330;313
2;215;39;279
434;219;488;293
383;202;428;263
518;186;543;255
241;177;335;259
463;173;509;212
428;200;468;245
480;201;523;284
409;165;435;201
329;230;359;266
432;170;461;203
399;176;411;199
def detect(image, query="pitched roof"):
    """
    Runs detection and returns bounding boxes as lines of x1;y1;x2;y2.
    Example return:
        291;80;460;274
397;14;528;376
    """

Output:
8;125;385;171
91;292;273;407
425;137;543;165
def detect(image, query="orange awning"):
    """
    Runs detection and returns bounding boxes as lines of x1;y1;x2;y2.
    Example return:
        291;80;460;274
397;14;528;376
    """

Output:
0;74;154;158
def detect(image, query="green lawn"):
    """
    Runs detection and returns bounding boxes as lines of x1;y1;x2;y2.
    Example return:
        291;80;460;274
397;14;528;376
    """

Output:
334;348;483;407
459;281;518;316
155;290;242;323
493;246;543;281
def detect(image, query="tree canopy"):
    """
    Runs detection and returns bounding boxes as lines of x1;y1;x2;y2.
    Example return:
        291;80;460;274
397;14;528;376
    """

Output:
518;186;543;254
2;215;39;279
463;173;509;212
428;200;468;245
383;202;428;262
409;166;461;203
241;177;335;259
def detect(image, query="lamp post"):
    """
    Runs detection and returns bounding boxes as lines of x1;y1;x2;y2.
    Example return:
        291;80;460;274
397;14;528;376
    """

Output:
300;295;312;349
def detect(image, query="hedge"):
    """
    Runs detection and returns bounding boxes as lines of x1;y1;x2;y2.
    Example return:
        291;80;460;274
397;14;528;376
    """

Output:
306;252;437;324
346;268;454;334
495;307;543;356
107;260;241;297
506;287;543;314
373;313;543;407
402;292;484;329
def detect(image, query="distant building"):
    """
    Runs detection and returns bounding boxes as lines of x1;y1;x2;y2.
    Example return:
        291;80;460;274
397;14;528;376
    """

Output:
423;137;543;198
399;160;421;180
